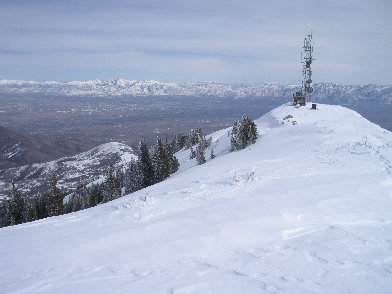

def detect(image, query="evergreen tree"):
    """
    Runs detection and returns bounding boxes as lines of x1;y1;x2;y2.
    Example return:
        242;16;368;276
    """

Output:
138;140;154;188
165;138;179;174
116;168;125;188
248;119;258;145
172;133;188;152
152;138;170;183
89;184;103;208
64;183;92;213
210;148;216;159
124;159;144;194
35;192;49;219
47;174;64;217
13;181;29;224
102;165;122;203
196;140;206;165
189;145;196;159
185;128;202;148
2;181;31;226
230;120;240;151
230;116;258;151
0;201;8;227
22;195;36;223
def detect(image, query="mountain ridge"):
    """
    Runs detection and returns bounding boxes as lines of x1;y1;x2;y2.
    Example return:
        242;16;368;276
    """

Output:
1;79;391;104
0;142;136;200
0;103;391;293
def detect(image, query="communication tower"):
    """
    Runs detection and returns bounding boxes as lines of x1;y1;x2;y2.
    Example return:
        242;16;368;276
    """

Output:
293;33;314;106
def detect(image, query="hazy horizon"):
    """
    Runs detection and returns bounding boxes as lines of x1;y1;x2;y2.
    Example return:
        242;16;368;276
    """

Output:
1;0;391;85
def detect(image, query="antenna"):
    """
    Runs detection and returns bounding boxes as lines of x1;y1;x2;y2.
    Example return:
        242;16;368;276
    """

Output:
302;33;314;101
293;32;315;107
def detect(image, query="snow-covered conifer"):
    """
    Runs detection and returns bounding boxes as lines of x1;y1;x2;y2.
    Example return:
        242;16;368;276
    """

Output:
138;140;154;188
124;159;144;194
210;148;216;159
189;145;196;159
196;140;206;165
230;116;258;151
102;165;122;203
47;174;64;217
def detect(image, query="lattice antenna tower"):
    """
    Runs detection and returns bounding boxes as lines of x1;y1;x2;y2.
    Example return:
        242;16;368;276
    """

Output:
301;33;314;101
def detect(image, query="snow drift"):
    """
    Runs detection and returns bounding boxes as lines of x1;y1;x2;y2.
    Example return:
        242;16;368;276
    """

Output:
0;103;391;294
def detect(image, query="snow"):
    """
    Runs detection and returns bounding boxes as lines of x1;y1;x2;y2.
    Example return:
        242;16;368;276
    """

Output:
1;103;392;293
0;142;136;199
1;79;391;103
1;143;24;159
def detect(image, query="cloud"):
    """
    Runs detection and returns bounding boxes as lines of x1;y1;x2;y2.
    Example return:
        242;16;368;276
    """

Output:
0;0;391;84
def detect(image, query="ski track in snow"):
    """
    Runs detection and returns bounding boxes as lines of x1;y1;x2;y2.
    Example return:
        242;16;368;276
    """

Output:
1;103;392;293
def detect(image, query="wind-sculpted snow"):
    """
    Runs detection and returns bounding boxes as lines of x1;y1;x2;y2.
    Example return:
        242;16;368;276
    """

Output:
0;104;391;293
1;79;391;103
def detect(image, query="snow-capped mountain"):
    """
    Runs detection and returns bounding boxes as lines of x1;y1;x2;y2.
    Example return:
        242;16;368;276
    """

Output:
1;103;391;293
0;142;136;199
1;79;391;103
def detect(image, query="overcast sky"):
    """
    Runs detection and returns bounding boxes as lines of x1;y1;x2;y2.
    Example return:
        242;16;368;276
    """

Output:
0;0;391;84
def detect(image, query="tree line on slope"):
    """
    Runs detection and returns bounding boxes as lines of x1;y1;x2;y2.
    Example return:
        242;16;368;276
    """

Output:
174;116;258;162
0;116;258;228
0;174;64;227
230;116;258;151
0;136;180;227
64;127;221;212
64;137;180;213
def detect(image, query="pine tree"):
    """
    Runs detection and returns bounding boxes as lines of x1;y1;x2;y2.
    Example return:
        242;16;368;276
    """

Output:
230;116;258;151
230;120;240;151
35;192;49;219
88;184;102;207
172;133;187;152
47;174;64;217
210;148;216;159
189;145;196;159
138;140;154;188
124;159;144;194
165;138;179;174
241;116;258;147
249;119;258;144
3;181;31;226
0;201;8;227
102;165;122;203
25;197;36;222
186;128;202;148
116;168;125;188
196;140;206;165
152;138;170;183
13;181;28;224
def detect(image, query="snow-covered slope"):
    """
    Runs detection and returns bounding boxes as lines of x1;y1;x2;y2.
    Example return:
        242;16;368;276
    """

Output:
1;104;391;293
0;142;136;199
1;79;391;103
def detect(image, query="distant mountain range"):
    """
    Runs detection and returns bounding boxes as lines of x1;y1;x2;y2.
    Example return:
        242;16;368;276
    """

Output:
0;142;136;199
1;79;391;104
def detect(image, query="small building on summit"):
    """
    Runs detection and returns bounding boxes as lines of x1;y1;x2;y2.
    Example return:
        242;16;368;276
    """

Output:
293;92;306;106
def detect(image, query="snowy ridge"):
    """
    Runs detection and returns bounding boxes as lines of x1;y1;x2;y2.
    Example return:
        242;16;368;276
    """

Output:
1;104;392;293
0;142;136;199
1;79;391;103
